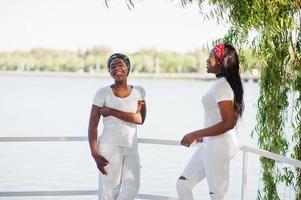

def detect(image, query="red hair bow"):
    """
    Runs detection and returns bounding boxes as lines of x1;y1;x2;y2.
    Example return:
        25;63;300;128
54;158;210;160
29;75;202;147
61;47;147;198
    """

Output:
214;44;225;63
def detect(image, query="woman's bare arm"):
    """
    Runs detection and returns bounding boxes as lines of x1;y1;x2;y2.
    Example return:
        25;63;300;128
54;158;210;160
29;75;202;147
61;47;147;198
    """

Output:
181;100;236;147
101;100;147;124
88;105;109;175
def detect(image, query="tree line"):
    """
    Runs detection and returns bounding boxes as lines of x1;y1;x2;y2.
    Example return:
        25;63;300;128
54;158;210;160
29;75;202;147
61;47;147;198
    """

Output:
0;46;258;74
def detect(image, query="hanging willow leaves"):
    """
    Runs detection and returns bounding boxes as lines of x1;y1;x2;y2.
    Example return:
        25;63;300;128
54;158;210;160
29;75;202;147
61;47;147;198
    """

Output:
291;28;301;199
178;0;301;199
113;0;301;198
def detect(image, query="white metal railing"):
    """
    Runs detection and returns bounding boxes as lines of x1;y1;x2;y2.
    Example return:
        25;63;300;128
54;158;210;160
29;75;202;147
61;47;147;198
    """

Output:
1;136;301;200
239;145;301;200
0;191;176;200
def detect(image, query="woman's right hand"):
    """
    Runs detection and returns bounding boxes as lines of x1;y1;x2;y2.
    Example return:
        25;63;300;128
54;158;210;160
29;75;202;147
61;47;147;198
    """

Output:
180;132;198;147
92;153;109;175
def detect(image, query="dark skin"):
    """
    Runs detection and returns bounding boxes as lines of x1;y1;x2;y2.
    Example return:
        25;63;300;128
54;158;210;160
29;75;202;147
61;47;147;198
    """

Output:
179;49;237;181
88;58;146;175
180;49;237;148
179;50;238;181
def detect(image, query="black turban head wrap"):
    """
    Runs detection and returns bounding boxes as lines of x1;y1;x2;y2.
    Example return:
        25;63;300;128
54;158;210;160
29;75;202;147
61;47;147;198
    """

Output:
107;53;131;75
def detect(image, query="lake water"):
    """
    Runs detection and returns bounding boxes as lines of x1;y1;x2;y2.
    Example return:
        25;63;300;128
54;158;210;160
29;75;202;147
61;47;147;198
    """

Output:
0;74;279;199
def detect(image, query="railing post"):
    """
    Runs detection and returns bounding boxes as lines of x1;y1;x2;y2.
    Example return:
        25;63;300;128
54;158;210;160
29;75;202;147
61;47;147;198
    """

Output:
241;150;248;200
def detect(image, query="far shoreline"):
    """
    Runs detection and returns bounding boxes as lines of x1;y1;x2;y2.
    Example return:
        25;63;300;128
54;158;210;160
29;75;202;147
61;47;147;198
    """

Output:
0;71;260;82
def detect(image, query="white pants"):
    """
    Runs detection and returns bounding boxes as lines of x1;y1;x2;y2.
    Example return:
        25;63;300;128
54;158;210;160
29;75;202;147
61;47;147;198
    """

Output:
98;144;140;200
177;132;238;200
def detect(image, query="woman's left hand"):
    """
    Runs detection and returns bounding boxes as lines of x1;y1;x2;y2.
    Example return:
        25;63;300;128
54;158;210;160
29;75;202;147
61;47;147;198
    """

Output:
100;106;112;117
180;132;198;147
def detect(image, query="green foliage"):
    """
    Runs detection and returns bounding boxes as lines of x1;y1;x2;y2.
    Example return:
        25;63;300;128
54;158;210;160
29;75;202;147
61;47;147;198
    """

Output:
0;47;257;73
291;30;301;199
180;0;301;199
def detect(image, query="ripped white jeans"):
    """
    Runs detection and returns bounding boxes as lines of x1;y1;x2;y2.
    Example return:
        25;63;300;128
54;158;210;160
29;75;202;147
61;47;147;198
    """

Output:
98;144;140;200
176;131;238;200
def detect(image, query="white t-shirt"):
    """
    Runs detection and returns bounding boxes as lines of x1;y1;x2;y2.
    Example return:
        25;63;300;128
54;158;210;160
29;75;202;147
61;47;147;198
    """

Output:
202;77;234;138
92;85;145;148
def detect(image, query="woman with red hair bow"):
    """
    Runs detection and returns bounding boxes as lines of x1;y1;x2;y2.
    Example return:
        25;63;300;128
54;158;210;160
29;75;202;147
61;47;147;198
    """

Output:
176;44;244;200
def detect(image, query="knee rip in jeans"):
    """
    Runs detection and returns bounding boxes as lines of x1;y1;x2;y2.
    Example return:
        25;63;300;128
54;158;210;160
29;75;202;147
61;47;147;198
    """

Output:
178;176;188;180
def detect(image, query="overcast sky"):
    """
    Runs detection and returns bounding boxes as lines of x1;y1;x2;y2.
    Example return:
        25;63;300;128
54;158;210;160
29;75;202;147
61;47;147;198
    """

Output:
0;0;230;52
